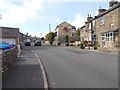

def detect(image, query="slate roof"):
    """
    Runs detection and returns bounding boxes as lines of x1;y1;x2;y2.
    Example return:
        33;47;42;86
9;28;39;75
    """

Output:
0;26;21;37
55;21;75;31
90;2;120;22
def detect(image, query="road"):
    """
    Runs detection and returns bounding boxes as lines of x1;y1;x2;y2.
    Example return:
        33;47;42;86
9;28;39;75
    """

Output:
30;45;118;88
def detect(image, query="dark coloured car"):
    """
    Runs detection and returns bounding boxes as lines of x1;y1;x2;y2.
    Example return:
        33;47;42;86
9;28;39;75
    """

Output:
34;40;41;46
25;42;31;46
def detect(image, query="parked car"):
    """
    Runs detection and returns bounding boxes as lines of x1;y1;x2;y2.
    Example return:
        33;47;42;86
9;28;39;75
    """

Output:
34;40;41;46
0;41;16;50
25;42;31;46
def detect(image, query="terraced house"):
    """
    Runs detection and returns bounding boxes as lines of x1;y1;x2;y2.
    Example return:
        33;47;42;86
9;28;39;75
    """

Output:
80;1;120;50
93;1;120;50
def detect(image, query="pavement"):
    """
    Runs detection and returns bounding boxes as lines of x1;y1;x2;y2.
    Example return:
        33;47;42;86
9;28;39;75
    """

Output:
2;46;44;89
58;45;119;56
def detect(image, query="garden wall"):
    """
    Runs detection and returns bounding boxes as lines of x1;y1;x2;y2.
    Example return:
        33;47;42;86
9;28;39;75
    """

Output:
1;48;18;74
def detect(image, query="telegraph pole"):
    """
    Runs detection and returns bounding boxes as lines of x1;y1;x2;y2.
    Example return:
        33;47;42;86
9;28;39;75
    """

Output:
49;24;51;32
41;33;42;37
0;14;2;19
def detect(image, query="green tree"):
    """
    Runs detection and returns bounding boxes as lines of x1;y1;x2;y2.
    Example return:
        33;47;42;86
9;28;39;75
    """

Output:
76;29;80;36
64;35;69;46
41;37;44;41
45;32;57;45
64;35;69;43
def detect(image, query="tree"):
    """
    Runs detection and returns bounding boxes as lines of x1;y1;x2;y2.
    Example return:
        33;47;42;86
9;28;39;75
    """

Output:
41;37;44;41
76;29;80;36
45;32;57;45
64;35;69;43
64;35;69;46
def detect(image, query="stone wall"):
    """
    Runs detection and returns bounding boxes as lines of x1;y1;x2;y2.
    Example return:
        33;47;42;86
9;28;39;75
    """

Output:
1;48;18;74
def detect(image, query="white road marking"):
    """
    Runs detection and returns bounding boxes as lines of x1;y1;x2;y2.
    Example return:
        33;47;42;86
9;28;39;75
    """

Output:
32;50;48;90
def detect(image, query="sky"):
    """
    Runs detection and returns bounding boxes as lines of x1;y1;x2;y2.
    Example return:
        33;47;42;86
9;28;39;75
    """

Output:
0;0;119;37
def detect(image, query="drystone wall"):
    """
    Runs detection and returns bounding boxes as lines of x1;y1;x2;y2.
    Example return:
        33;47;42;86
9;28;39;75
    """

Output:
1;48;18;74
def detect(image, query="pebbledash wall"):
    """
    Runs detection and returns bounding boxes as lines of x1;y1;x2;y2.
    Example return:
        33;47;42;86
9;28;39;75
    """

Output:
1;48;18;74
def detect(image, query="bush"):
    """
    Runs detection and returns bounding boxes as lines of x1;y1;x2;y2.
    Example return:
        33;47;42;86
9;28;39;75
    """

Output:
80;43;85;49
57;43;61;46
64;35;69;43
77;44;80;46
70;44;73;46
65;43;69;46
94;46;98;50
49;41;53;45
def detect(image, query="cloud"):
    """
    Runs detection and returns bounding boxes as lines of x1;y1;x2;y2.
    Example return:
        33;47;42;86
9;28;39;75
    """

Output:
55;17;61;22
28;31;48;37
0;0;43;23
67;14;86;28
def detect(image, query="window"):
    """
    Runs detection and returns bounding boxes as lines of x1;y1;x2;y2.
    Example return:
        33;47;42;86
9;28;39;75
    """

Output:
101;34;105;41
110;32;113;41
103;32;113;42
82;37;84;41
100;17;104;25
105;33;108;41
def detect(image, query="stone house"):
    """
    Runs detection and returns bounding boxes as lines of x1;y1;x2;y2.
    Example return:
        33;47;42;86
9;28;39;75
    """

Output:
92;1;120;50
80;25;87;41
55;21;77;44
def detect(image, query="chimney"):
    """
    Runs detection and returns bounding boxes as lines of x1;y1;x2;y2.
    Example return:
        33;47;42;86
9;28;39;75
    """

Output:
98;8;107;14
26;33;28;36
109;0;118;7
87;14;93;22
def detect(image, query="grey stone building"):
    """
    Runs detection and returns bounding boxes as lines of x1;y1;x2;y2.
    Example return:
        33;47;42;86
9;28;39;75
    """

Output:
92;1;120;50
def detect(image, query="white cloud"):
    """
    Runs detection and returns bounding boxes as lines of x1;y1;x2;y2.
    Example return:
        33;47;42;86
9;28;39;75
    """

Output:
55;17;61;22
0;0;43;23
28;31;48;37
67;14;86;28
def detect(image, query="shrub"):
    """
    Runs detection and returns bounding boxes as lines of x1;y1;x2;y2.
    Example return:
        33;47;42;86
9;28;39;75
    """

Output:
64;35;69;43
94;46;98;50
77;44;80;46
65;43;69;46
70;44;73;46
58;43;61;46
80;43;85;49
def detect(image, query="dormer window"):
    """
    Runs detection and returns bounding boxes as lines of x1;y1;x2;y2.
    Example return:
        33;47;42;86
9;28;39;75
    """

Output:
100;17;104;25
